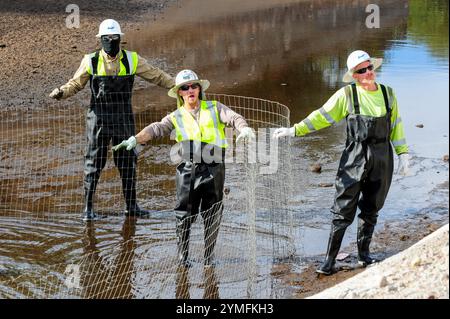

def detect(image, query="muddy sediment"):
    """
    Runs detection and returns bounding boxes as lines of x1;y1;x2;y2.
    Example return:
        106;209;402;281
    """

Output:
0;0;449;299
0;0;179;109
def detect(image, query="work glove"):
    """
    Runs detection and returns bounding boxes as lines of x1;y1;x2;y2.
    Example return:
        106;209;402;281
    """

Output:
397;153;409;176
49;88;63;100
112;136;137;151
236;127;256;144
272;127;295;139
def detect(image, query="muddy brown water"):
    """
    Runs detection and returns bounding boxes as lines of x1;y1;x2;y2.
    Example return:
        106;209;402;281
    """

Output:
0;0;448;298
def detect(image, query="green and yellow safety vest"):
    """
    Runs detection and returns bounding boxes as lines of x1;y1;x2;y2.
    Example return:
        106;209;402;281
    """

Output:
171;100;228;148
294;83;408;155
85;50;138;76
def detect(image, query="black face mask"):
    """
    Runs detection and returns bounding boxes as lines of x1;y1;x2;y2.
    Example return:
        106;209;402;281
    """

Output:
101;35;121;57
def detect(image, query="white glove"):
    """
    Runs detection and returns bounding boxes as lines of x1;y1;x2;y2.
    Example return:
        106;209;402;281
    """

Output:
236;127;256;144
398;153;409;176
112;136;137;151
272;127;295;139
49;88;63;100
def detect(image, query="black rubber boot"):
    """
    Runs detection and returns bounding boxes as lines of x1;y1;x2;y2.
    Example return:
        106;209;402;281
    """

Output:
357;220;377;266
82;177;99;222
176;217;192;268
316;224;347;275
203;204;223;266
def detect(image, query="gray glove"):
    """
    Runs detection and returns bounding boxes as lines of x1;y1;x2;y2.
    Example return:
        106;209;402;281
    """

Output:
112;136;137;151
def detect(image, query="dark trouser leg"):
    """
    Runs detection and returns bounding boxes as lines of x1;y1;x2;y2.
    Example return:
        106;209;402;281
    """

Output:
174;162;201;267
112;138;149;216
176;216;194;267
202;203;223;266
200;164;225;266
83;128;109;220
357;144;394;265
317;178;361;275
356;216;377;265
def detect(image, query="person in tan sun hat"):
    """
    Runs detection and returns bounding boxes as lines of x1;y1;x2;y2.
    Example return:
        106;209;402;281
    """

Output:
113;69;255;267
273;50;409;275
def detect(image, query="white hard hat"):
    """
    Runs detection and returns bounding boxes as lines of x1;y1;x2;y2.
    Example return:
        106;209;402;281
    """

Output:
342;50;382;83
96;19;124;38
168;69;210;98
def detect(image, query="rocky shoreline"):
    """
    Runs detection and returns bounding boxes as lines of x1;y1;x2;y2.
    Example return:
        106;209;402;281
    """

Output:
309;224;449;299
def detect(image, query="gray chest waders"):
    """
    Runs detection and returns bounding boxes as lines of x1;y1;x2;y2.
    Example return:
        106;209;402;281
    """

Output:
83;50;139;217
174;141;225;266
317;83;394;274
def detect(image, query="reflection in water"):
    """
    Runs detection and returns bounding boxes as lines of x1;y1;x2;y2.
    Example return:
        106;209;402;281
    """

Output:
175;265;220;299
80;216;137;299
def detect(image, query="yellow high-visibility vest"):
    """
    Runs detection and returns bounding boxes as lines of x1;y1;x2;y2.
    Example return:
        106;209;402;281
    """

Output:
171;100;228;148
86;50;138;76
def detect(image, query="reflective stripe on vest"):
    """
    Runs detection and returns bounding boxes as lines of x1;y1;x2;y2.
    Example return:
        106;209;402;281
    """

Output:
171;100;228;148
86;50;138;76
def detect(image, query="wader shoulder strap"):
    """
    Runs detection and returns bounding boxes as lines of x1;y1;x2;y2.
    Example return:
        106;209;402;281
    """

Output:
351;83;360;114
91;51;100;75
120;50;131;75
379;84;390;113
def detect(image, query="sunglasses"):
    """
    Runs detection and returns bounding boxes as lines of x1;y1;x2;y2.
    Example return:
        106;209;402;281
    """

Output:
179;83;201;91
101;34;120;41
354;64;374;74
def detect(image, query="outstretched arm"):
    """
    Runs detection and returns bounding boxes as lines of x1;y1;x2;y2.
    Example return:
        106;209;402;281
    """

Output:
113;114;174;151
50;55;90;100
135;54;175;89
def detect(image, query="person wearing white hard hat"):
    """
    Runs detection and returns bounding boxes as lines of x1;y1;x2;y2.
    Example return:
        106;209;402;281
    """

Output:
49;19;175;221
113;69;255;267
273;50;409;275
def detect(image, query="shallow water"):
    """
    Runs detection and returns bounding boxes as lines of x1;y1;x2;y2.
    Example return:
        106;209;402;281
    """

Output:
0;0;448;298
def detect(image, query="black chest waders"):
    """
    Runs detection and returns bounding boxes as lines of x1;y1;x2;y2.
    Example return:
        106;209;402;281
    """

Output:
173;141;225;267
83;50;144;220
317;83;394;275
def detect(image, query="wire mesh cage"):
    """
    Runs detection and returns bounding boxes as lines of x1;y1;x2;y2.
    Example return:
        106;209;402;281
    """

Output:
0;92;296;298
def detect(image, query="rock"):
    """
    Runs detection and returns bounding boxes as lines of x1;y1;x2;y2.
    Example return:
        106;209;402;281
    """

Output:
336;252;350;261
415;124;424;128
318;183;333;188
388;285;398;292
443;155;449;162
223;187;230;195
0;44;6;48
400;234;409;241
378;276;388;288
281;83;288;86
310;163;322;173
411;257;422;267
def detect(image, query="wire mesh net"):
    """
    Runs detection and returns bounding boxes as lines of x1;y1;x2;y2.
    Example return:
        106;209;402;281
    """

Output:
0;92;295;299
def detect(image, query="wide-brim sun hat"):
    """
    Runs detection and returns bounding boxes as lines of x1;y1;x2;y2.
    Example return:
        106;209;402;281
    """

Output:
168;69;210;98
342;50;382;83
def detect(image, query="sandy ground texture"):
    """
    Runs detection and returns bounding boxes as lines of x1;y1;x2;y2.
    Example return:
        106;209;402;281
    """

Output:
0;0;179;109
308;223;449;299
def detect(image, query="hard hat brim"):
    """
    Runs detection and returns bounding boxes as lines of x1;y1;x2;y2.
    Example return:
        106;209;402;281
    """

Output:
96;31;125;38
